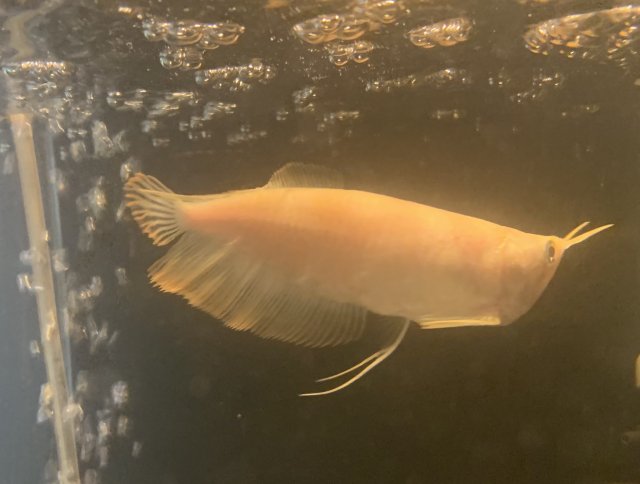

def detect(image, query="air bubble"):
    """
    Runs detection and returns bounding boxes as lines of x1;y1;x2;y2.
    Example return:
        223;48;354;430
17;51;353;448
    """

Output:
29;340;41;356
52;248;69;273
37;383;53;423
89;276;103;297
116;415;131;437
115;201;128;223
75;370;90;397
19;249;35;265
97;445;109;468
84;215;96;233
49;168;67;194
3;151;15;175
120;158;140;182
132;441;143;458
87;179;107;218
91;121;115;158
70;140;87;162
83;469;100;484
77;226;94;252
86;316;110;355
63;402;84;424
17;273;36;293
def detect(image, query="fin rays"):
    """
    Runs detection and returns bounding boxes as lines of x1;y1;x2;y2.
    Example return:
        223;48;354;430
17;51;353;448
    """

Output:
125;173;184;246
300;319;410;397
148;232;367;348
264;162;344;189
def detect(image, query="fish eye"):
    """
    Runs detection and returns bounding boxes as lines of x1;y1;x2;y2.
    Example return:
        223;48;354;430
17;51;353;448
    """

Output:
545;240;556;263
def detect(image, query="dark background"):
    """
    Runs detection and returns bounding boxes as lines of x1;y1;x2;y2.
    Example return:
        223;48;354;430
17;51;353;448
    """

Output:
2;0;640;482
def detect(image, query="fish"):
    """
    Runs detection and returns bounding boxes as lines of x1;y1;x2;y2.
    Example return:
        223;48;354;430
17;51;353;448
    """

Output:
124;163;613;396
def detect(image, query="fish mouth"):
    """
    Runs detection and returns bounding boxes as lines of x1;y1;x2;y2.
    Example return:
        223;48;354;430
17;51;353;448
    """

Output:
563;221;614;248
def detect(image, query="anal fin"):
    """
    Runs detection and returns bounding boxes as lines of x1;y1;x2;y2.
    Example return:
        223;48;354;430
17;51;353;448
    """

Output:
148;232;367;348
418;316;502;330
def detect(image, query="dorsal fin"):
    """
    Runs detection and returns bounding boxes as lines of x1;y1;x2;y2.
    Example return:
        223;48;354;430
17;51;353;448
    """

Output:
264;163;344;189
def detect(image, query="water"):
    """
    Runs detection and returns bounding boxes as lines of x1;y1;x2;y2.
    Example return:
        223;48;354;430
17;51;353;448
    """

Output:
0;0;639;483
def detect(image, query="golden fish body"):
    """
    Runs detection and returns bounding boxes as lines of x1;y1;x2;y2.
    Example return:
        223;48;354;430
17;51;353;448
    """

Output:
125;163;612;395
182;186;551;326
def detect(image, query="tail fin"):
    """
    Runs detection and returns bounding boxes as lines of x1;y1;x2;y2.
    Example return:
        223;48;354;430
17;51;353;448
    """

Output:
124;173;184;246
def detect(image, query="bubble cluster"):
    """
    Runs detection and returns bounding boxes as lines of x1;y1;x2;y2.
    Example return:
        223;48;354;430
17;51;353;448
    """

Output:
524;6;640;67
509;70;566;104
560;104;601;118
366;67;473;92
202;101;237;119
293;0;405;45
293;0;403;65
76;176;107;231
322;110;360;125
293;14;370;44
92;121;127;159
292;86;318;113
62;237;138;479
111;381;130;409
227;124;268;145
107;89;223;147
140;16;245;70
195;59;276;90
325;40;374;66
107;89;200;117
353;0;406;24
74;370;139;479
7;65;146;483
106;89;148;112
3;60;72;80
147;91;199;118
67;276;104;317
408;17;473;49
1;61;74;115
430;108;467;120
317;110;361;140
